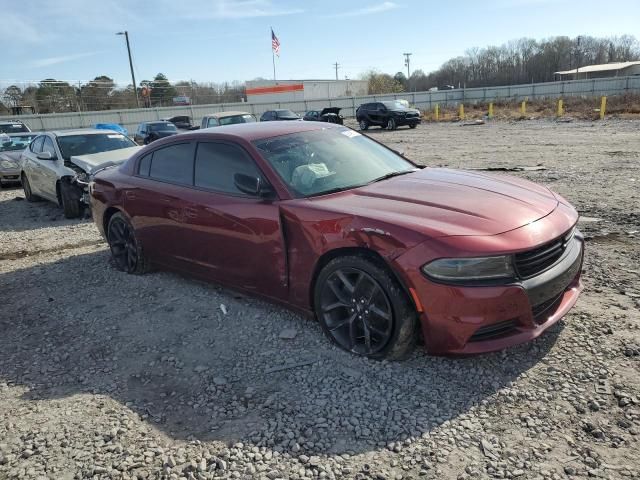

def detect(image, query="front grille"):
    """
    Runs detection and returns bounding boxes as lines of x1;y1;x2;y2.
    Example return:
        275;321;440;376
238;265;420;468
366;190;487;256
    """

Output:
514;228;574;278
469;319;518;342
532;294;563;324
406;112;420;118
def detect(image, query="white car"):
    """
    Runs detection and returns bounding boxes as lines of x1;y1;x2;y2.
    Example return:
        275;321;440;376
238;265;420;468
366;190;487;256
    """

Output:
20;129;141;218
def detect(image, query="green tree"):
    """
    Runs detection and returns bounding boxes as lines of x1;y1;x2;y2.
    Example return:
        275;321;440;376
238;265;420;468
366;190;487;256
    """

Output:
150;73;177;106
80;76;115;111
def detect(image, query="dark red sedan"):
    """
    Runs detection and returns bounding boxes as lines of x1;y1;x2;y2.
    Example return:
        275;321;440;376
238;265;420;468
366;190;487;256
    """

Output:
90;122;583;359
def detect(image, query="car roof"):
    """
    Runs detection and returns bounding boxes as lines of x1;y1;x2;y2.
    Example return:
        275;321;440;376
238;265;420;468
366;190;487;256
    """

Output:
204;111;252;119
5;132;37;137
145;120;173;125
48;128;119;137
173;120;338;142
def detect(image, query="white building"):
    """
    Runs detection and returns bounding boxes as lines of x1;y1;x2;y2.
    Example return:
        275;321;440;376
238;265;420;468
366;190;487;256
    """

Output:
555;61;640;80
246;79;368;103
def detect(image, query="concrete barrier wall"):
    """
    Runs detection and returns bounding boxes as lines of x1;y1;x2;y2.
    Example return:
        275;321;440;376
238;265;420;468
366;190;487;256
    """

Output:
3;76;639;133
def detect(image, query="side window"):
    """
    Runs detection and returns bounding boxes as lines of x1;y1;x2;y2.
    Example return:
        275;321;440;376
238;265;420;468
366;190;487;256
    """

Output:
42;137;56;157
138;153;152;176
194;142;262;196
148;143;194;185
207;118;219;128
30;136;44;153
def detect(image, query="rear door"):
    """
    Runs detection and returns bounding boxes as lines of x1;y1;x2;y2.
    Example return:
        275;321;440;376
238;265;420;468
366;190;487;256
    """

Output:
125;141;196;267
180;141;287;299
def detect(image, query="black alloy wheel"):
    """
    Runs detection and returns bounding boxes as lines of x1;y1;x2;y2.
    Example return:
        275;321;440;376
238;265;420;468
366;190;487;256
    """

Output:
315;255;417;360
107;213;147;274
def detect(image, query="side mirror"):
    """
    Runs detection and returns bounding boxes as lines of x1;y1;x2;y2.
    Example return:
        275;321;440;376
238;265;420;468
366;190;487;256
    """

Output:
234;173;274;198
37;151;55;160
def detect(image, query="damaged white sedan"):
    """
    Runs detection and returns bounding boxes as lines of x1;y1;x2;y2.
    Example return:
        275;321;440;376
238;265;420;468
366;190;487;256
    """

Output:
20;129;141;218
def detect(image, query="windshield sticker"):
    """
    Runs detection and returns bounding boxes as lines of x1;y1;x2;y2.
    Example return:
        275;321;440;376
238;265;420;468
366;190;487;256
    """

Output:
340;130;361;138
107;134;124;139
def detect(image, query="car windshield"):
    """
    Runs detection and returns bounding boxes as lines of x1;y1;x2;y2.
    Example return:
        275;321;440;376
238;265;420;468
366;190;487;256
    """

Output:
276;110;298;118
0;123;29;134
382;101;407;110
149;123;177;132
56;133;136;160
253;127;416;198
0;134;38;151
219;114;256;126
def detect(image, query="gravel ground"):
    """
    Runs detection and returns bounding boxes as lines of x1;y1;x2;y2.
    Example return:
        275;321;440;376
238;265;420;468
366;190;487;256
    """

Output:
1;119;639;480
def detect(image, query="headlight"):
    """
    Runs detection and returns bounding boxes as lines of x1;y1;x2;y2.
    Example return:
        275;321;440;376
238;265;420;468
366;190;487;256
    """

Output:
422;256;515;282
1;160;17;169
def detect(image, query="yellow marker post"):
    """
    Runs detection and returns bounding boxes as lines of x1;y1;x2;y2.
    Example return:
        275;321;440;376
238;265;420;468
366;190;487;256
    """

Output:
520;100;526;115
557;99;564;117
488;102;494;118
434;103;439;121
459;103;465;120
600;96;607;120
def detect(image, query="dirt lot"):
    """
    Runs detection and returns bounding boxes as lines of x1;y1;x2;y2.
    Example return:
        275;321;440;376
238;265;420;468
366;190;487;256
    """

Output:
1;119;639;480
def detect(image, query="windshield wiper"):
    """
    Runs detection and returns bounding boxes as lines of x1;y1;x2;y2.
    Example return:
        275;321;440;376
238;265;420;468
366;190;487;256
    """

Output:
308;185;356;197
368;169;416;184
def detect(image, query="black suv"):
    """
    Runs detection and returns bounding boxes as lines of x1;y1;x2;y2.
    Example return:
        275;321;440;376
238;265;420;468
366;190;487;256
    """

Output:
355;101;421;131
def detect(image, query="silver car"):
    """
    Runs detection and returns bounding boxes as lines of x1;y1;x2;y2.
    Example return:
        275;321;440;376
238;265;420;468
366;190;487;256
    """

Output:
0;132;38;186
20;129;141;218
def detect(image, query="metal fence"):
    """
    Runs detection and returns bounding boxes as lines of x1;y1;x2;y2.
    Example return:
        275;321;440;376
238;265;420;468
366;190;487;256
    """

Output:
3;76;639;133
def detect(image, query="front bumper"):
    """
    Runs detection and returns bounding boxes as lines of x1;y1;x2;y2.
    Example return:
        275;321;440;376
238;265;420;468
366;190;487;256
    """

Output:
396;116;421;126
394;229;584;356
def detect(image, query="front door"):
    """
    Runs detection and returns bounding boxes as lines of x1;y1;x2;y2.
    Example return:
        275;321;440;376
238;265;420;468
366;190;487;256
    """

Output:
181;141;287;300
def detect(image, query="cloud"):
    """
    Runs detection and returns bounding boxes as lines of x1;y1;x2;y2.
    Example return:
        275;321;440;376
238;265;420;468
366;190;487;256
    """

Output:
188;0;304;19
30;52;101;68
326;1;399;18
0;12;48;44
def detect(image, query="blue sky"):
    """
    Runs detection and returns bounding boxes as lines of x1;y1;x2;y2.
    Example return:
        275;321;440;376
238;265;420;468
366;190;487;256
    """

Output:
3;0;640;87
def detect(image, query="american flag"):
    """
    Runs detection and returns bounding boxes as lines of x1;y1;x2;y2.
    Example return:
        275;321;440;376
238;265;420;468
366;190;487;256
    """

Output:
271;28;280;57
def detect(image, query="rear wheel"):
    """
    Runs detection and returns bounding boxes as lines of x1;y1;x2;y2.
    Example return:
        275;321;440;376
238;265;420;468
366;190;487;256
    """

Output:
59;181;82;219
358;119;369;131
22;173;40;202
314;255;417;360
386;117;397;130
107;212;149;274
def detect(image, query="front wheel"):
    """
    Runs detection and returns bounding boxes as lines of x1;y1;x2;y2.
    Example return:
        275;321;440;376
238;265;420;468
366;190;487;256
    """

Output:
314;255;417;360
409;123;417;129
107;212;149;274
59;181;82;219
358;119;369;131
386;117;397;130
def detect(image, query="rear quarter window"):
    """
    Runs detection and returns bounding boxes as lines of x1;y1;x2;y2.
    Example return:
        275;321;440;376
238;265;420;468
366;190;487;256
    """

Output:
148;143;194;185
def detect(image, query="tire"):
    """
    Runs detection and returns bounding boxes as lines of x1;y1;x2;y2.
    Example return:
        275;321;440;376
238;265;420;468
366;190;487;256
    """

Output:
22;173;40;202
386;117;397;131
107;212;149;274
409;124;417;129
314;254;417;360
358;119;369;131
59;181;82;219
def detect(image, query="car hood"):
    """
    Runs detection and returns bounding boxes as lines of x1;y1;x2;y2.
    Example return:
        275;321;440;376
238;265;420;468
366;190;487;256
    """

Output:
70;146;143;175
152;130;178;136
391;107;420;114
0;151;23;163
320;107;342;116
307;168;559;238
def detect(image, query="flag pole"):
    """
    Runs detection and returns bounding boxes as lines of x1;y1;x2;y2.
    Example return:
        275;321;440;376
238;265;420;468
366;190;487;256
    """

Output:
271;27;276;81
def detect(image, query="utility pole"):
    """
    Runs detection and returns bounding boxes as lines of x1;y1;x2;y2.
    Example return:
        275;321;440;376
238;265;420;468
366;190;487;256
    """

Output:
403;52;412;90
333;62;340;81
116;31;139;108
575;36;582;80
